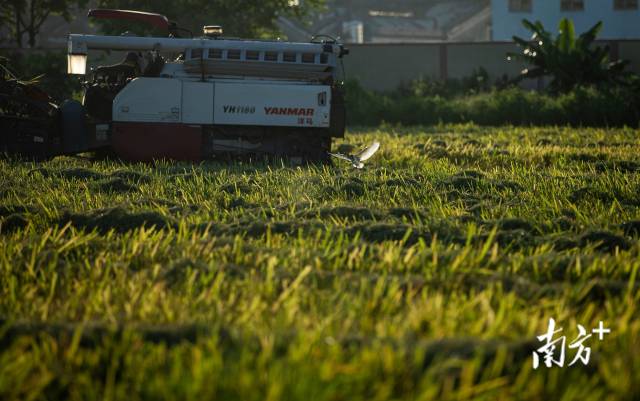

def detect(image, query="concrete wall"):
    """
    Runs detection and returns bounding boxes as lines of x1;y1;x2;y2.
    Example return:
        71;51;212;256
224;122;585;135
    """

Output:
446;42;522;79
492;0;640;41
343;40;640;92
343;44;441;91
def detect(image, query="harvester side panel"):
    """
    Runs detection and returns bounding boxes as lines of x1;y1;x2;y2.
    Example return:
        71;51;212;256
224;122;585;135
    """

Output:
213;83;331;127
182;82;214;124
113;78;181;123
112;78;331;128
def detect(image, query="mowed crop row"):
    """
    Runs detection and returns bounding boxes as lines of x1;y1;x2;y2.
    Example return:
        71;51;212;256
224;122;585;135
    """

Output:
1;125;639;401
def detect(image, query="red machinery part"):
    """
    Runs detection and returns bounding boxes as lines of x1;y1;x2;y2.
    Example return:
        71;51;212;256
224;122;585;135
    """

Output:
87;9;170;33
111;123;202;162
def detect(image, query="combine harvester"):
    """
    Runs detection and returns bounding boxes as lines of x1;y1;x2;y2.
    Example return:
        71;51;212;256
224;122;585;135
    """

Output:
0;9;349;162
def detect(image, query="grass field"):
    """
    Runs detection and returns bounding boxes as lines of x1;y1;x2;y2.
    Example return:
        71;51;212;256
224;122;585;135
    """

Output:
1;124;639;401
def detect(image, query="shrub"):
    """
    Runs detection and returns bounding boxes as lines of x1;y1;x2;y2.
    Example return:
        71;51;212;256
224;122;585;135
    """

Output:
396;68;492;99
345;81;640;127
508;19;631;93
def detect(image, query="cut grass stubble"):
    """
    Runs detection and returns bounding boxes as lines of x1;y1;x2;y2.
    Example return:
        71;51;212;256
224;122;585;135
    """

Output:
1;124;639;401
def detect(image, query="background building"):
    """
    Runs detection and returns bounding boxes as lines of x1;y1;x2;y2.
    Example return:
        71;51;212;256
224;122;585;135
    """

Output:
492;0;640;41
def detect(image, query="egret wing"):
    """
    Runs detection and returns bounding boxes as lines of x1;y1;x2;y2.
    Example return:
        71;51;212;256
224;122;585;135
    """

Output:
328;152;353;162
356;142;380;162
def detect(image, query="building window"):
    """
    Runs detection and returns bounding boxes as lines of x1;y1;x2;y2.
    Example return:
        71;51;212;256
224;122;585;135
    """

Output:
614;0;638;9
561;0;584;11
509;0;532;12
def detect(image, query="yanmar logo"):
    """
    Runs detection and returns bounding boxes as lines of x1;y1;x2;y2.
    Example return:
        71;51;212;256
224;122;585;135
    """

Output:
264;107;314;116
223;105;255;114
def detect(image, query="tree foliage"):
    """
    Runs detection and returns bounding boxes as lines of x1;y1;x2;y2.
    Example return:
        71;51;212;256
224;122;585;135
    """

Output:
93;0;324;39
508;18;630;92
0;50;81;100
1;0;88;47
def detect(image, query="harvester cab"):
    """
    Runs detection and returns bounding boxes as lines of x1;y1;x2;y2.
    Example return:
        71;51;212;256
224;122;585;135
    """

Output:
1;9;349;162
